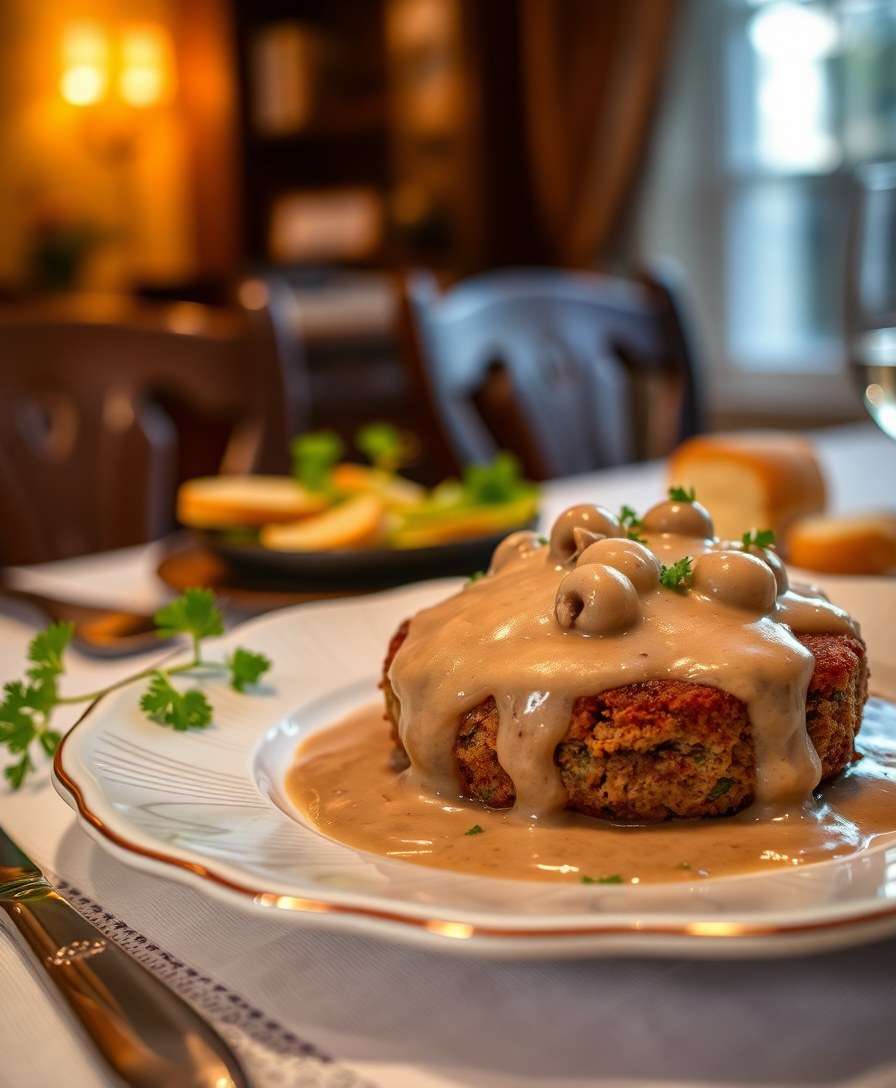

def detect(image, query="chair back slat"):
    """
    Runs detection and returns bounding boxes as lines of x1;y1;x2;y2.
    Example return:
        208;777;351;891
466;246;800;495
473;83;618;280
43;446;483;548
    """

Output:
403;267;701;479
0;293;304;563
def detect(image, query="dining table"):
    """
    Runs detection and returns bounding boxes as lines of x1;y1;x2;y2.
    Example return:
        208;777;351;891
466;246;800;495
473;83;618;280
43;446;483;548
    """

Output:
1;421;895;1088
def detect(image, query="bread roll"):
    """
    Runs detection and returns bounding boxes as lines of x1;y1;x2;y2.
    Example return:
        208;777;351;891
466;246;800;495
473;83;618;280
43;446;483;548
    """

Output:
668;433;826;542
788;513;896;575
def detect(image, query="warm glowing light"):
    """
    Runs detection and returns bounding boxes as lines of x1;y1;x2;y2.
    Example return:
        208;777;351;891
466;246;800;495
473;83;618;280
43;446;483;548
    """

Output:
119;26;174;107
60;23;108;106
61;65;106;106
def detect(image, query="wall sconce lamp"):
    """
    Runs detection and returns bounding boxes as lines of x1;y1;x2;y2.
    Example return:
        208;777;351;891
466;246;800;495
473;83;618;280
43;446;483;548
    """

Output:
60;21;174;110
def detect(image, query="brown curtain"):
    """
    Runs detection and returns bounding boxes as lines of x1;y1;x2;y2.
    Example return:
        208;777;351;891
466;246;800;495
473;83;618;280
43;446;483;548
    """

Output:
519;0;677;267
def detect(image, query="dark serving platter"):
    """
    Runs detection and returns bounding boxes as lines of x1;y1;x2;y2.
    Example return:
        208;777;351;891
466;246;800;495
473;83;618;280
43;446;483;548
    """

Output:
198;525;533;588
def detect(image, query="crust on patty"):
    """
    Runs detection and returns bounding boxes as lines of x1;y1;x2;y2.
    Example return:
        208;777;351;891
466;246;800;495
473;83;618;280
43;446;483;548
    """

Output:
381;623;867;821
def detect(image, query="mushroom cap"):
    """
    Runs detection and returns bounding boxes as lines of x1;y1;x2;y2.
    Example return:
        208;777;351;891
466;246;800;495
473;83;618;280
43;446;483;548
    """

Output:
577;536;661;593
549;504;622;563
642;499;714;539
489;529;543;574
554;563;641;635
691;549;777;614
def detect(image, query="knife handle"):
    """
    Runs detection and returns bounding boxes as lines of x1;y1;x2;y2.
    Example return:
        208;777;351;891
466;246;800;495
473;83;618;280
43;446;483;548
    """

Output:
1;880;247;1088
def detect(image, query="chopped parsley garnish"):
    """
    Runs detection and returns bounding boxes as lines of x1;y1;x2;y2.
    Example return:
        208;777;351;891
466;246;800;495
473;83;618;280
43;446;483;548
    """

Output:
537;535;548;546
668;485;696;503
659;556;693;590
741;528;776;550
707;777;734;801
581;874;624;885
466;570;486;585
465;824;485;836
619;504;646;544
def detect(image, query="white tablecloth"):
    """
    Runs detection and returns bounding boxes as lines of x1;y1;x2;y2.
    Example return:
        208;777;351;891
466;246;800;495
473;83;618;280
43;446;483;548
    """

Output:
2;423;896;1088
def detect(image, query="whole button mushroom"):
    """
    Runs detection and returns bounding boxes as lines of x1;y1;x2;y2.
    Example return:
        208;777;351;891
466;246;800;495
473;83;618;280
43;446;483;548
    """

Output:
549;504;621;563
744;544;789;595
641;499;714;539
577;537;661;593
489;529;543;574
554;563;641;635
691;550;777;614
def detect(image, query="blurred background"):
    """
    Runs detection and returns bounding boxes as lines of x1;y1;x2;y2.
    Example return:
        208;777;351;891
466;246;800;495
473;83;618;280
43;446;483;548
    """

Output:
0;0;894;563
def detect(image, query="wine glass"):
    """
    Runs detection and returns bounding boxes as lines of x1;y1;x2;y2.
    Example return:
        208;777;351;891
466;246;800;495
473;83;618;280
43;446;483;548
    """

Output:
847;162;896;440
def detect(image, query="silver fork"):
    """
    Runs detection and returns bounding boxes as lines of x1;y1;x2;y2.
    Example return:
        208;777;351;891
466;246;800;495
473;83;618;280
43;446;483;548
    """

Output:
0;824;248;1087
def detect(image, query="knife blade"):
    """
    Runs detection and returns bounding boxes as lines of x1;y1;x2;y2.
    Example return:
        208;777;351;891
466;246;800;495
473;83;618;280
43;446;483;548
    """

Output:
0;825;248;1087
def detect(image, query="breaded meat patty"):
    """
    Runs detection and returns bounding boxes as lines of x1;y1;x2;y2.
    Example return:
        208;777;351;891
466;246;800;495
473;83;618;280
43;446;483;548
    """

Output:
381;622;867;822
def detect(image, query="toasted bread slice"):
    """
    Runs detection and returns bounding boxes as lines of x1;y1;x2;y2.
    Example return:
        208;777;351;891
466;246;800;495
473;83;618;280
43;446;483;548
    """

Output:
177;476;329;529
788;512;896;575
260;492;386;551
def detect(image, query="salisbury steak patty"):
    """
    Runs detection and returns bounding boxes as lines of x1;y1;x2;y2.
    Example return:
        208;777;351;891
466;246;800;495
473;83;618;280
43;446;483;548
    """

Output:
381;621;867;821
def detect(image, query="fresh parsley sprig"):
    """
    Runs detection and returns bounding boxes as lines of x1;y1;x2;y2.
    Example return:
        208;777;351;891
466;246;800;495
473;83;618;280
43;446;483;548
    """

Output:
741;528;776;550
668;485;696;503
0;589;271;790
659;556;693;590
619;504;647;544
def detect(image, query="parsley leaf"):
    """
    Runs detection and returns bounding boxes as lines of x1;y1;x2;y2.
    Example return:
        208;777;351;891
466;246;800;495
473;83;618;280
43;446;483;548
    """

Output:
154;589;223;642
139;673;213;731
466;570;486;585
462;452;527;505
0;678;61;790
4;753;33;790
707;777;734;801
659;556;693;590
228;648;271;693
581;874;624;885
741;528;776;550
27;622;73;679
291;431;344;492
464;824;485;836
668;485;696;503
619;504;647;544
355;422;413;472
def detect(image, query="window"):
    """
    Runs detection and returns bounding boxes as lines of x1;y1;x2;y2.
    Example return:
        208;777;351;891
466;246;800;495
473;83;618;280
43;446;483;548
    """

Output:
630;0;896;419
726;0;896;373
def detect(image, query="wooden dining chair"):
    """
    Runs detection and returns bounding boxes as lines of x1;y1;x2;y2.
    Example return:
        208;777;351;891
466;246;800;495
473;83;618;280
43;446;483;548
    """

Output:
399;267;702;480
0;285;307;564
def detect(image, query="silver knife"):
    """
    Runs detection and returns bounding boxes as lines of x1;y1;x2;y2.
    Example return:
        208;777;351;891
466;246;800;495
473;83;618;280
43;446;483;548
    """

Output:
0;824;249;1087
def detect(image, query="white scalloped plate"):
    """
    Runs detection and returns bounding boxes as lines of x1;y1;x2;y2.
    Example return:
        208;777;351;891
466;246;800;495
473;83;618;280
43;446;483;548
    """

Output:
53;578;896;959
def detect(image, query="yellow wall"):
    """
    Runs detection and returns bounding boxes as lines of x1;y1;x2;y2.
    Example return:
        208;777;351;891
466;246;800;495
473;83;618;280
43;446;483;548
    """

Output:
0;0;194;290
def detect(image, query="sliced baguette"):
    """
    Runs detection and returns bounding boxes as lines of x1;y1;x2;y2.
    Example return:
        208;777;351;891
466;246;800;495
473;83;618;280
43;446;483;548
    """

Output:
260;492;386;551
178;476;328;528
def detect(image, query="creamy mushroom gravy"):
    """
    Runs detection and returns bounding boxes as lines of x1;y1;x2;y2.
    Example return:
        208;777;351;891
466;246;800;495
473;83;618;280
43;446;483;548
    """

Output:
390;502;857;815
287;499;883;883
286;699;896;883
